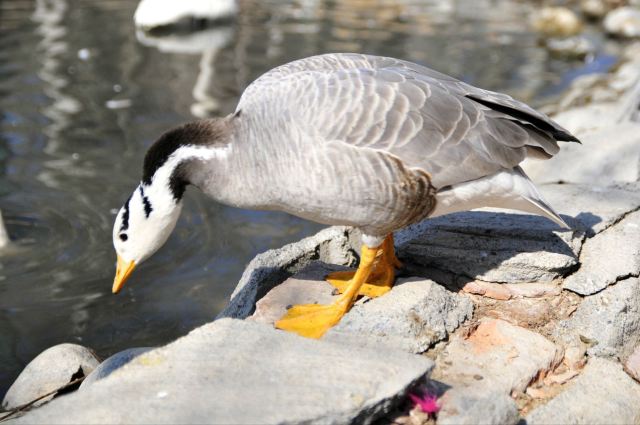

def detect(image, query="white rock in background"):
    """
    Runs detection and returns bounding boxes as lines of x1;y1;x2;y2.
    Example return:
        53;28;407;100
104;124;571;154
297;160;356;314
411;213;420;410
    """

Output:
0;210;10;249
604;7;640;37
581;0;609;19
545;36;594;59
134;0;237;29
1;344;100;410
532;7;583;38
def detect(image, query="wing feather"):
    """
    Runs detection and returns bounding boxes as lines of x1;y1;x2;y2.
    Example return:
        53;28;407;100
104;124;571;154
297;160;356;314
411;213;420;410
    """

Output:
238;53;577;188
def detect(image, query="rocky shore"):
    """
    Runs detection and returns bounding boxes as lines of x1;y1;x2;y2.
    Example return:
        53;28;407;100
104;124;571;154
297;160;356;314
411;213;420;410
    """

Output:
3;38;640;425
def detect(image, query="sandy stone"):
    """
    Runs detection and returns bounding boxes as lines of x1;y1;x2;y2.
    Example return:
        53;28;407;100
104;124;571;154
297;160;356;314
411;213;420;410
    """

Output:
12;319;434;424
434;318;563;395
563;210;640;295
526;358;640;424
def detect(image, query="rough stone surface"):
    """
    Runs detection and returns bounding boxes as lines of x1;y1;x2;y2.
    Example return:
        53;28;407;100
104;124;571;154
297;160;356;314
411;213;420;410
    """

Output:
80;348;153;389
434;318;563;395
436;388;519;425
555;277;640;359
13;319;434;424
624;345;640;382
249;262;345;325
218;226;359;320
463;281;561;300
1;344;100;410
526;358;640;424
328;277;473;354
396;211;580;284
251;262;473;354
535;182;640;236
563;210;640;295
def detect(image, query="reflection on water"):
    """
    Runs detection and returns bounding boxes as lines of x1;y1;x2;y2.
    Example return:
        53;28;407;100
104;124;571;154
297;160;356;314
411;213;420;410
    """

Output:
0;0;622;398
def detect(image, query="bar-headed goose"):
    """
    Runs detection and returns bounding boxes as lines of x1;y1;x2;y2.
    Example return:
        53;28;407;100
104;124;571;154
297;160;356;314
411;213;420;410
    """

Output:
112;53;578;338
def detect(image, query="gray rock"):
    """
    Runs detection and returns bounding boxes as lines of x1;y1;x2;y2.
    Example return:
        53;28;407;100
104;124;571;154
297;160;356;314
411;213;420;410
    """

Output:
13;319;434;424
526;357;640;424
80;348;153;389
396;211;580;284
249;262;345;325
563;210;640;295
437;388;519;425
535;182;640;237
2;343;100;410
328;277;473;354
250;262;473;354
434;318;563;395
218;226;359;320
555;277;640;359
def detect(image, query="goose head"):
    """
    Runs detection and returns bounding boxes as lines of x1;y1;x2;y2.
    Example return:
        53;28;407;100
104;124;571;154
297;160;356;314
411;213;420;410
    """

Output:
112;117;234;293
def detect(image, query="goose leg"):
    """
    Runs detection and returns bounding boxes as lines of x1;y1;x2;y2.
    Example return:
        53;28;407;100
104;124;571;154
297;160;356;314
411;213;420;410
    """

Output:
326;234;401;298
275;244;379;339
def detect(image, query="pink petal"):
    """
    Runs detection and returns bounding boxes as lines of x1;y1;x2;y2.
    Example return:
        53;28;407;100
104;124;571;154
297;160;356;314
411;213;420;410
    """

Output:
409;392;440;414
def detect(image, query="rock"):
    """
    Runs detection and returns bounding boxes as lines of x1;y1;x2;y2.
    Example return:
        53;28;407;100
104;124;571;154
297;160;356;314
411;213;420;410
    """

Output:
218;226;359;320
545;36;594;59
434;318;563;395
249;262;344;325
1;344;100;410
533;182;640;236
531;7;583;37
563;210;640;295
624;345;640;382
328;277;473;354
80;348;153;389
13;319;434;424
581;0;609;18
437;388;519;425
526;357;640;424
251;262;473;354
555;277;640;359
396;210;580;284
604;7;640;37
463;281;561;300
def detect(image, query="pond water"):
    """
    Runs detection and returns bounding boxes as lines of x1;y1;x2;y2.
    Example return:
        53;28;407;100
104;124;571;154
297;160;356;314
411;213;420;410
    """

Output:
0;0;621;398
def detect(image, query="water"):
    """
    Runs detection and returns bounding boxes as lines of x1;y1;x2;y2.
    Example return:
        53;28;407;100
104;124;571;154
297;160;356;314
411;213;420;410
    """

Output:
0;0;622;398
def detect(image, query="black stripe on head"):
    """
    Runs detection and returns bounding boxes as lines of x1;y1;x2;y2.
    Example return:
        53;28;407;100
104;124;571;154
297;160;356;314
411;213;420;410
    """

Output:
120;194;132;232
142;118;231;186
139;186;153;218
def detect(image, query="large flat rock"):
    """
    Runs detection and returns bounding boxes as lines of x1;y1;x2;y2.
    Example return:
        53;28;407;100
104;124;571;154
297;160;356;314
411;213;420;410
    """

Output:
251;262;473;354
12;319;434;425
555;277;640;359
396;211;580;284
526;357;640;424
563;210;640;295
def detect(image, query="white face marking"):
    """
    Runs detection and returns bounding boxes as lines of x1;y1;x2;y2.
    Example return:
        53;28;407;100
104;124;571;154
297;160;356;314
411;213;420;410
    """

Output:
112;144;231;265
113;184;182;264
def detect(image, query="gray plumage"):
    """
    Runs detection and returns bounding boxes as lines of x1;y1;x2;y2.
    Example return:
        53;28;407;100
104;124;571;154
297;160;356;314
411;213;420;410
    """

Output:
183;53;576;242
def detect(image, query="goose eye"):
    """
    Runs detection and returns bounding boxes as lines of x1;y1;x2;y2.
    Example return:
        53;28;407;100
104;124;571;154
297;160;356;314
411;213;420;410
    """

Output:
119;233;128;242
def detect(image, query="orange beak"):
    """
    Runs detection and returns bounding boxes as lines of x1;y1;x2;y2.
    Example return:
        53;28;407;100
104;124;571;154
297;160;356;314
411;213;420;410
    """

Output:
113;255;136;294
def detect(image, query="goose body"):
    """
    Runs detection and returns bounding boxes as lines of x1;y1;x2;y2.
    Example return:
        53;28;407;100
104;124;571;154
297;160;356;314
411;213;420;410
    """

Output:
112;53;578;337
